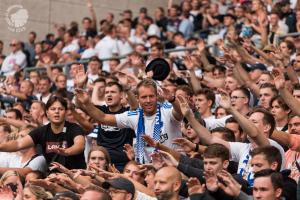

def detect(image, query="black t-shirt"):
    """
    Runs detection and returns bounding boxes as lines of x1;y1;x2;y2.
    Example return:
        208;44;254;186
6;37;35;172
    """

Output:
29;121;86;169
95;106;135;166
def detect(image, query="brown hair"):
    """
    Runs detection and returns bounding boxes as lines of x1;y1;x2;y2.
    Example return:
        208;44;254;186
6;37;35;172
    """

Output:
88;146;111;170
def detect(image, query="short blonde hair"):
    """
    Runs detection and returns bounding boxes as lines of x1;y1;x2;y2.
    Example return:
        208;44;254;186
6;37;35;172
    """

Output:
25;184;53;200
0;170;20;184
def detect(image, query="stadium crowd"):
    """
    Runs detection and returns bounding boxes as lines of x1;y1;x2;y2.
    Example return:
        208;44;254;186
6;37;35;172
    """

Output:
1;0;300;199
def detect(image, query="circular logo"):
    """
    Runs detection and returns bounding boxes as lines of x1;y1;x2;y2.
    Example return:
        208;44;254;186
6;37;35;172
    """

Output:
5;5;29;32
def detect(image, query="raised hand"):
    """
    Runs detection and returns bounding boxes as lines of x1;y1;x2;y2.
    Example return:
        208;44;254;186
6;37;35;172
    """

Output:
172;138;196;154
75;88;91;105
217;170;241;197
160;87;174;102
123;144;135;161
29;179;55;190
130;53;144;67
205;171;219;192
150;152;165;170
177;95;192;117
74;64;87;88
108;164;120;174
49;162;70;173
157;150;178;167
117;72;129;87
272;68;285;90
187;177;206;195
218;88;231;110
142;135;159;147
183;55;196;70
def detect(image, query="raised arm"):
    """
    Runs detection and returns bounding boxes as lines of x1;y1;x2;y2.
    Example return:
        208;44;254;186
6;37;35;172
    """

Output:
70;108;94;132
0;135;34;152
233;43;260;65
273;68;300;116
177;95;229;148
235;62;260;97
143;135;182;161
271;130;290;148
218;90;269;147
118;72;139;110
161;87;183;121
286;64;300;86
183;56;202;93
86;0;97;30
0;117;27;129
249;44;275;66
75;89;117;126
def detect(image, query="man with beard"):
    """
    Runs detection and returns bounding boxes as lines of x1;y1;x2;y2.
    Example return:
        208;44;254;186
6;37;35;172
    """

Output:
271;114;300;181
154;166;181;200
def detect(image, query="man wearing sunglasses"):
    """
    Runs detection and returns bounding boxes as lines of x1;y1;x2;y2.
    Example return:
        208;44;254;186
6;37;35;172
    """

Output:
1;39;27;76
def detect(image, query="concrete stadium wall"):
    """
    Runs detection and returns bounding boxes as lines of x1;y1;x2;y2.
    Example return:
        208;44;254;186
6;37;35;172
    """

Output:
0;0;180;54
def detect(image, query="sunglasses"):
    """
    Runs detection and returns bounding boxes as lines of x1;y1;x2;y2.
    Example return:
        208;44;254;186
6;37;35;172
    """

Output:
10;43;17;47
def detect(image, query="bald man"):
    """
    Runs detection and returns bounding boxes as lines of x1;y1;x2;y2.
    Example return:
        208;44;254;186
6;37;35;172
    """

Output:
154;166;182;200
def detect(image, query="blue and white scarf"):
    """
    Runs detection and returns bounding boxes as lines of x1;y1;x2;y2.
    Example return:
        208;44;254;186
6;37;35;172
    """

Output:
136;103;163;164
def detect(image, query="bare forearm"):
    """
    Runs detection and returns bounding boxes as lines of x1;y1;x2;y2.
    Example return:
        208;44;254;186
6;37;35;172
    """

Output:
203;76;225;88
286;66;299;85
260;26;268;47
73;175;92;186
89;7;97;30
271;130;290;147
251;46;275;66
186;112;213;145
10;91;27;100
157;143;181;161
171;99;183;121
0;140;20;152
201;53;214;71
279;88;300;116
2;118;27;128
232;67;244;86
228;108;269;146
236;63;260;97
189;70;202;93
71;110;93;132
85;102;109;124
236;46;259;65
66;144;85;156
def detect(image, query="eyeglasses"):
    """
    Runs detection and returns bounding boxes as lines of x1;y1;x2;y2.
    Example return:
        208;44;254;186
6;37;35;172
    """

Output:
230;96;246;100
9;43;17;47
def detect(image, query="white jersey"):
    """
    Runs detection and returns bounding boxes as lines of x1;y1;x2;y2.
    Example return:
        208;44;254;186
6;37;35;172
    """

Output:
116;102;182;150
229;139;285;186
